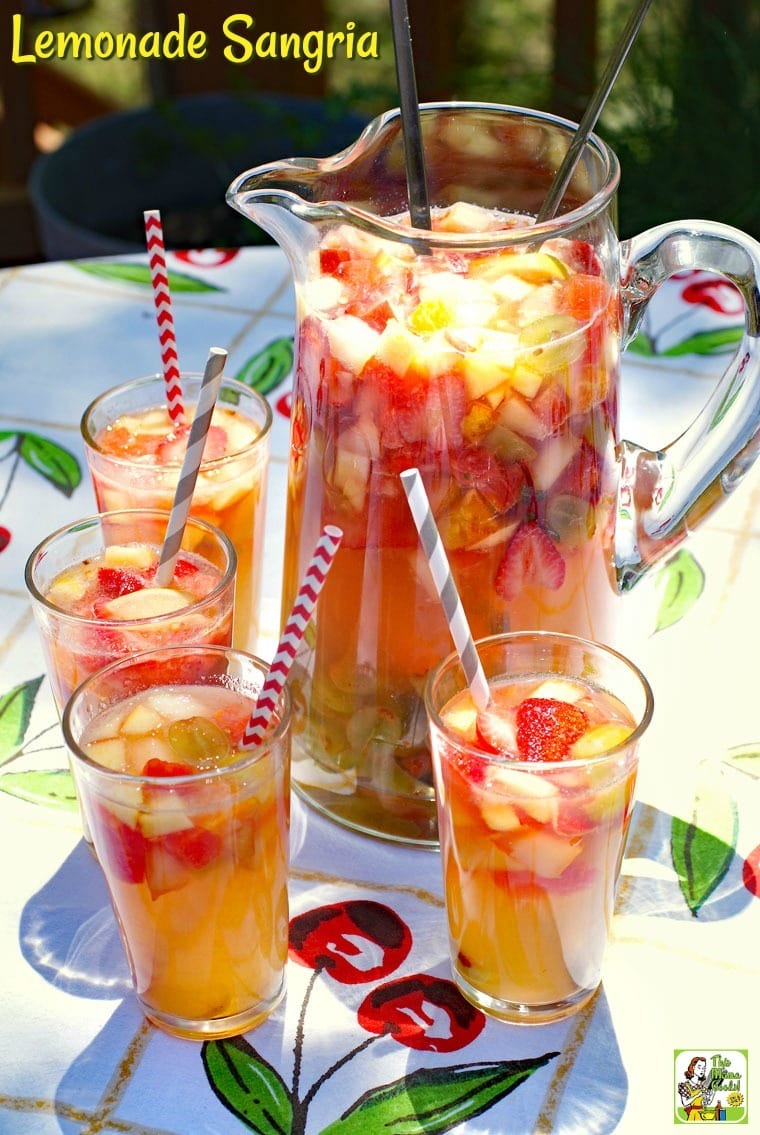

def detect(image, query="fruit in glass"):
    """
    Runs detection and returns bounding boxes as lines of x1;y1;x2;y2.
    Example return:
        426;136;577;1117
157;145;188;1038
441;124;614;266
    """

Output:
282;203;620;842
25;509;236;713
425;631;653;1024
62;645;291;1040
81;373;271;651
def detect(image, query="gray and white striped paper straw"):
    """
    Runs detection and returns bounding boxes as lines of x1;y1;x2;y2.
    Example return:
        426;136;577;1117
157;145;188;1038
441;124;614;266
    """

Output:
400;467;490;710
155;347;227;586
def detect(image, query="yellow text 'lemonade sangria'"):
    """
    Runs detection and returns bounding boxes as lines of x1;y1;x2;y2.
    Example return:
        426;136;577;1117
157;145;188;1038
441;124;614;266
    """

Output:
283;202;621;841
82;374;272;652
63;646;291;1041
426;631;653;1024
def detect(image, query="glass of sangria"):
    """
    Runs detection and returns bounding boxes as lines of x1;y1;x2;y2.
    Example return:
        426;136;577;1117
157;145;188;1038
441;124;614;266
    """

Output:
25;509;236;714
62;643;291;1040
425;630;653;1024
81;373;271;652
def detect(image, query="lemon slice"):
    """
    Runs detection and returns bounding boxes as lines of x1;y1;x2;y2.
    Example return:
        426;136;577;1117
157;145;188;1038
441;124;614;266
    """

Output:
570;723;633;759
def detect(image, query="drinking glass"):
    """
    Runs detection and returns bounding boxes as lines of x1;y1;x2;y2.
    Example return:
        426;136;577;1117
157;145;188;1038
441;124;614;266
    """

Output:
81;372;271;652
425;630;653;1024
62;644;291;1040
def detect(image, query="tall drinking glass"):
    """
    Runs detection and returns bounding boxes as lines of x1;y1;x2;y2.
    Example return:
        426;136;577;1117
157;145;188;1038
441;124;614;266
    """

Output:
81;373;271;652
62;644;291;1040
425;630;653;1024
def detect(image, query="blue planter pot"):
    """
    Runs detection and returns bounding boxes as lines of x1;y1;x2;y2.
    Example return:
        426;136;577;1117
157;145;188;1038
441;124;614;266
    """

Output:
29;91;368;259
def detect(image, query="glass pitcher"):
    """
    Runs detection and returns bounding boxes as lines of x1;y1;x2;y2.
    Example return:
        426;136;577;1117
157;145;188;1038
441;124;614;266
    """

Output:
228;102;760;846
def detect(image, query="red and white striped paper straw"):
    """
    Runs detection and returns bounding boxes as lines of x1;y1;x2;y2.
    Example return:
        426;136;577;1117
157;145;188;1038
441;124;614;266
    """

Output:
401;467;490;709
144;209;184;424
241;525;343;748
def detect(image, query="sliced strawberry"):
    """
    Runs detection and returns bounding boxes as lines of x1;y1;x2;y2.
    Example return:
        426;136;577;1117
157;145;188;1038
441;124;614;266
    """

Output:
171;555;200;579
155;430;190;464
162;825;222;869
515;697;588;761
448;747;486;786
335;256;386;299
553;802;597;835
319;246;351;276
345;297;395;332
475;704;518;756
144;842;189;899
95;805;147;884
494;522;565;600
553;438;605;505
450;448;525;515
531;383;570;436
142;758;196;778
201;425;228;461
545;238;602;276
96;567;142;601
557;273;611;322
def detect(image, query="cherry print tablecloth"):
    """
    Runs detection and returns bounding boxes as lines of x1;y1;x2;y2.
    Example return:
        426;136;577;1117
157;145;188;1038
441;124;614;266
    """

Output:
0;246;758;1134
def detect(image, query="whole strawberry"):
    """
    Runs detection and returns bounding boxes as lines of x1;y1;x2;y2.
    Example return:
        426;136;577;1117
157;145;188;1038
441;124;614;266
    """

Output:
516;697;587;761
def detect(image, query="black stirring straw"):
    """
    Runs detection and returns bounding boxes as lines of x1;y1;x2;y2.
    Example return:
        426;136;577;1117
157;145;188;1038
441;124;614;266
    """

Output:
536;0;654;224
389;0;431;229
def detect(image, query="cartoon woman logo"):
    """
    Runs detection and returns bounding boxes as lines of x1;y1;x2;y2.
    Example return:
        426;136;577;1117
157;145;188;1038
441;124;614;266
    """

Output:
677;1056;721;1121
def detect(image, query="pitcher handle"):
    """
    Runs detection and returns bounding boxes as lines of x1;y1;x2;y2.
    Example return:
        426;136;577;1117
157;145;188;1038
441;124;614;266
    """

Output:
614;220;760;591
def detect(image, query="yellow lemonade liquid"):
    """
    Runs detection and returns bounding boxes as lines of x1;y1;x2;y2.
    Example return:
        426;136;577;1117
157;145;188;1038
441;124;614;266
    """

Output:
436;674;637;1021
78;682;289;1039
282;203;620;841
89;399;268;651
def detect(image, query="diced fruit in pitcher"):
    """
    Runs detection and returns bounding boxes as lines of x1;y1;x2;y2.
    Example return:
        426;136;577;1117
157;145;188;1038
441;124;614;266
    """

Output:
284;200;623;842
495;522;566;601
468;250;569;285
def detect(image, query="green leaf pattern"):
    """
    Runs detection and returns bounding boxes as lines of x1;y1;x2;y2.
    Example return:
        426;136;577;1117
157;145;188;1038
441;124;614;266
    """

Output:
0;770;78;810
202;1038;293;1135
654;549;705;632
19;433;82;497
320;1057;559;1135
72;261;220;292
671;767;739;916
0;677;44;766
235;337;294;395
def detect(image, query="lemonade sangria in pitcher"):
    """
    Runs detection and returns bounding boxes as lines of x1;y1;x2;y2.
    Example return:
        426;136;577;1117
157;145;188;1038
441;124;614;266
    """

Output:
229;103;760;844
